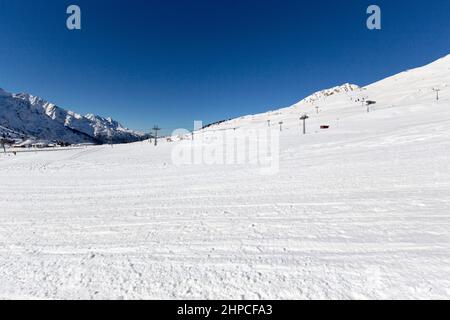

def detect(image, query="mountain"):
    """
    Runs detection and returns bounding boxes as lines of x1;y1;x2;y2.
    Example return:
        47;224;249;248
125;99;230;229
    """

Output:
295;83;360;105
200;55;449;132
0;89;147;144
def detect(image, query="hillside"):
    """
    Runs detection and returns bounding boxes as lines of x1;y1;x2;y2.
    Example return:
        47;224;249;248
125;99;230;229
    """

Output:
0;89;147;144
202;55;449;134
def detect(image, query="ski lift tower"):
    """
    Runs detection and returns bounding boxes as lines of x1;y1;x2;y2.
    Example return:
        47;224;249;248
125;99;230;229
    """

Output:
432;88;441;101
300;114;309;135
0;137;14;154
153;125;161;146
0;139;5;154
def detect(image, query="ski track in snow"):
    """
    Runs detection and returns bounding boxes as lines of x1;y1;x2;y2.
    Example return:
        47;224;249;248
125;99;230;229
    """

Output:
0;56;450;299
1;127;449;299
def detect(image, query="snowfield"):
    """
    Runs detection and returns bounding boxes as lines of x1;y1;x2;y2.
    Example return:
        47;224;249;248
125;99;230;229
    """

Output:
0;55;450;299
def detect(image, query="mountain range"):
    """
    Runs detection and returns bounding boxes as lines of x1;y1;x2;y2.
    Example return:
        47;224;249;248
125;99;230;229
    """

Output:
2;54;449;145
0;89;147;144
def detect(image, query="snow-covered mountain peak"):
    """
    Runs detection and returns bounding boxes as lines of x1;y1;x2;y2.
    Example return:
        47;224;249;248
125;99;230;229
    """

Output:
0;88;148;144
85;113;96;121
296;83;360;105
16;92;42;102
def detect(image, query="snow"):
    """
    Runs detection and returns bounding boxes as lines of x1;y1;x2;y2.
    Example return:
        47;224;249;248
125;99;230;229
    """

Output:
0;55;449;299
0;91;147;144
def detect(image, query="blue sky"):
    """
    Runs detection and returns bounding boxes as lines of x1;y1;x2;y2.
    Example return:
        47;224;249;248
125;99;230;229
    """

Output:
0;0;449;133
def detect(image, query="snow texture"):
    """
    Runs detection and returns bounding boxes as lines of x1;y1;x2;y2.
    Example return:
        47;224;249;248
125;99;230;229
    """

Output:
0;55;449;299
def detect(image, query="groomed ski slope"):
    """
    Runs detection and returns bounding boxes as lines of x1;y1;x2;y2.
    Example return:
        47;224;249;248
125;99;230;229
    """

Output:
0;56;449;299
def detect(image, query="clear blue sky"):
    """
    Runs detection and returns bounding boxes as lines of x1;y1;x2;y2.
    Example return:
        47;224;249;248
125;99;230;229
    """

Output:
0;0;449;133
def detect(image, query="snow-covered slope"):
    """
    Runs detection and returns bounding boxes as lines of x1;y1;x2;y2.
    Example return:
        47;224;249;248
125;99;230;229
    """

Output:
296;83;360;105
0;55;449;300
203;55;449;133
0;89;147;144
